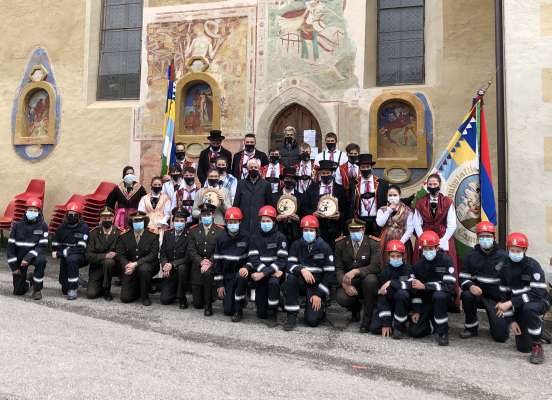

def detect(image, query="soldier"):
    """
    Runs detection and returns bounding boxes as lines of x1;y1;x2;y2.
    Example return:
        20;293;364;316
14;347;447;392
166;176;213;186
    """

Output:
275;167;304;244
409;230;456;346
235;206;287;326
335;218;381;332
86;207;122;301
283;215;336;331
52;202;89;300
116;211;159;306
159;208;190;308
370;240;415;339
458;221;509;342
213;207;250;318
496;232;551;364
6;197;49;299
187;202;224;316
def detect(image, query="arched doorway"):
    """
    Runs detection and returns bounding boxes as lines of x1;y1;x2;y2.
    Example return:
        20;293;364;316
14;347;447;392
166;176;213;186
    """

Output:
270;103;322;150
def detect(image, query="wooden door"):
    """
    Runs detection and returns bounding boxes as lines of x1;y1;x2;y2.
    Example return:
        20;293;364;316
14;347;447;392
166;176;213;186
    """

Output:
270;103;322;150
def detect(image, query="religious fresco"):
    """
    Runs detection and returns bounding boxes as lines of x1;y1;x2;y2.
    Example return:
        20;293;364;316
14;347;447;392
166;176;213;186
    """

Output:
181;82;213;132
26;90;50;138
266;0;357;91
377;101;418;159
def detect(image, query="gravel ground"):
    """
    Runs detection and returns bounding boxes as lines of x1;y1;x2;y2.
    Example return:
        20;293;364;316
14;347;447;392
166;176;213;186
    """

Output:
0;260;550;400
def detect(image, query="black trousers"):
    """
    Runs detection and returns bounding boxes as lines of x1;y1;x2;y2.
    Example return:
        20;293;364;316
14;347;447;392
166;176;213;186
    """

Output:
13;255;47;295
235;274;281;318
511;300;549;353
160;263;189;305
120;262;157;303
220;274;239;316
87;259;120;299
409;291;453;337
336;274;379;326
191;269;214;309
283;274;325;327
59;254;85;292
370;289;411;334
461;291;509;342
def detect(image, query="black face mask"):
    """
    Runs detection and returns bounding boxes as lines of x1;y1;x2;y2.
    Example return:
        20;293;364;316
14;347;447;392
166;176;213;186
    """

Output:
326;143;336;151
348;156;358;165
248;170;259;179
285;137;293;144
245;144;255;153
101;220;113;229
321;175;333;185
207;178;219;187
428;186;440;196
217;167;226;175
211;145;221;152
171;175;181;182
301;153;310;161
361;169;372;178
284;180;296;189
175;152;186;161
67;214;79;225
151;186;162;194
270;156;280;164
184;177;195;186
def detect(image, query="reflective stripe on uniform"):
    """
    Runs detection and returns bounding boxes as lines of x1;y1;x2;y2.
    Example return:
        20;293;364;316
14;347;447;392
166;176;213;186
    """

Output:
394;314;407;322
512;287;530;295
379;310;392;318
474;276;500;284
522;293;530;303
260;256;276;262
465;321;479;328
67;277;79;283
530;282;547;289
528;326;542;336
322;265;335;272
33;277;44;283
277;250;288;257
434;316;448;325
7;257;17;263
285;305;300;312
287;256;298;262
318;283;329;295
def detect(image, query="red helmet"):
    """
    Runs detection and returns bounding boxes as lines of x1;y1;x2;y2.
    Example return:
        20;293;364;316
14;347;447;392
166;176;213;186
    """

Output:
258;205;277;219
25;197;42;209
476;221;496;235
507;232;529;249
225;207;243;221
66;201;83;213
300;215;319;229
419;231;440;247
385;240;406;253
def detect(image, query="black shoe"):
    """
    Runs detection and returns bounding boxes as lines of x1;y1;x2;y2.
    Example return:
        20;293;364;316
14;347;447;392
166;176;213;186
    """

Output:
265;313;278;328
142;297;152;306
204;305;213;316
31;290;42;301
283;314;297;331
459;329;478;339
78;277;88;289
392;329;405;340
179;297;188;310
351;310;361;323
529;343;545;364
438;333;449;346
232;310;243;323
103;291;113;301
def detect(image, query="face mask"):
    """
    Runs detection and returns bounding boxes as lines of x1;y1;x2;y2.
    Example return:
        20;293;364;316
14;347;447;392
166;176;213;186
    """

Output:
151;186;162;194
67;213;79;225
509;251;524;263
207;178;219;187
270;156;280;164
284;180;296;189
171;174;181;182
303;230;316;243
123;174;136;185
423;249;437;261
348;156;358;165
245;144;255;153
479;237;494;250
201;215;213;226
184;177;194;186
174;221;186;231
101;220;113;229
132;221;144;231
260;221;274;233
301;153;310;161
26;210;39;221
211;145;221;152
389;258;403;268
217;167;226;175
227;223;240;234
326;143;336;151
350;231;364;242
361;169;372;178
388;195;400;205
428;186;440;196
175;152;186;161
248;170;259;179
321;175;333;185
285;137;293;144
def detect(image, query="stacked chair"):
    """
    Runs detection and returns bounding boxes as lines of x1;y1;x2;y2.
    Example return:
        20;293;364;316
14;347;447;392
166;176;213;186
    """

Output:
0;179;45;231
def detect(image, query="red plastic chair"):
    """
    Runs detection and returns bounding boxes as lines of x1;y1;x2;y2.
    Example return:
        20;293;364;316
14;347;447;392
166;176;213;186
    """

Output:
53;194;86;211
0;201;16;230
84;182;116;204
14;179;46;201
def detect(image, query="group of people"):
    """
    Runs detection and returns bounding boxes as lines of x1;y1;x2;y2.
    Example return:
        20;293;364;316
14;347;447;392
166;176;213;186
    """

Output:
5;128;551;365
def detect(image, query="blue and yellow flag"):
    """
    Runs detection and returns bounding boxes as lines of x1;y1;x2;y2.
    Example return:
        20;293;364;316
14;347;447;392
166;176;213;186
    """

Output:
161;62;176;176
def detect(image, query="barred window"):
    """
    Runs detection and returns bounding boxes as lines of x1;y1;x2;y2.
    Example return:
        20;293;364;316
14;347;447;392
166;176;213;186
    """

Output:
97;0;143;100
377;0;425;86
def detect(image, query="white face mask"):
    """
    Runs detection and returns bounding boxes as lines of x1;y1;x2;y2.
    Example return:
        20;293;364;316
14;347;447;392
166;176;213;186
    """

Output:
387;195;400;205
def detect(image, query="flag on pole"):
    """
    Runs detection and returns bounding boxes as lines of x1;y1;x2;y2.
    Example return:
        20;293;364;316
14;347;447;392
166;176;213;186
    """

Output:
478;97;497;225
161;61;176;176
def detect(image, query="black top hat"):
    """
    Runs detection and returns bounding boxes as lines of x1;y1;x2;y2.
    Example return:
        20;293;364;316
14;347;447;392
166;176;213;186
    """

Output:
282;167;298;179
358;154;376;166
207;130;225;140
318;160;338;171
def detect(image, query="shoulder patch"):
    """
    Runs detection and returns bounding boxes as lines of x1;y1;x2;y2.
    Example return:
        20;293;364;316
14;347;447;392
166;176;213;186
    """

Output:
533;273;541;281
368;235;381;242
335;235;346;242
448;267;454;274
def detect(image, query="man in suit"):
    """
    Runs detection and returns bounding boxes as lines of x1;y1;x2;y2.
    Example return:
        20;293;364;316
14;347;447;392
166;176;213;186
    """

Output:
197;130;232;184
303;160;348;250
335;218;382;332
86;207;122;301
186;202;224;316
159;208;190;308
233;158;273;234
116;211;159;306
231;133;269;180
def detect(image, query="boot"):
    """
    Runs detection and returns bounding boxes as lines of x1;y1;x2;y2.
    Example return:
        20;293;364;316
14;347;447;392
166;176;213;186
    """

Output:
103;291;113;301
459;329;478;339
179;296;188;310
232;309;243;323
204;304;213;316
529;343;544;365
265;312;278;328
31;290;42;301
142;296;152;306
351;310;361;323
283;313;297;331
392;329;405;340
67;289;78;301
437;333;449;346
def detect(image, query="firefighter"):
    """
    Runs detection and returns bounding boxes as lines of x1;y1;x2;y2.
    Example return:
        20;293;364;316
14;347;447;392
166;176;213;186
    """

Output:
235;205;287;326
496;232;551;364
458;221;509;342
409;230;456;346
370;240;414;339
283;215;336;330
213;207;250;318
52;202;89;300
6;197;49;299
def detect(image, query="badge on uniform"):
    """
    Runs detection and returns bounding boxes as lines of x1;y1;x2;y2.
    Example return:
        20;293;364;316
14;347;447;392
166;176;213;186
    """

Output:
534;273;541;281
282;242;287;249
267;243;277;249
329;255;334;262
237;242;246;248
33;230;43;235
448;267;454;274
495;262;503;271
313;253;324;260
361;256;366;260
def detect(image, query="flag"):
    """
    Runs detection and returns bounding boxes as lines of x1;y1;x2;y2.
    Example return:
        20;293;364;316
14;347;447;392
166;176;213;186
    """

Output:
478;98;497;225
161;61;176;176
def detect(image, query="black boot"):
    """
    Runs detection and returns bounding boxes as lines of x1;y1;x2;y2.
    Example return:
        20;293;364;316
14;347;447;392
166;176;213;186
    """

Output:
265;312;278;328
142;296;152;306
529;343;545;364
283;313;297;331
179;296;188;309
459;329;478;339
204;304;213;316
392;329;405;340
232;309;243;323
103;291;113;301
351;310;361;323
438;333;449;346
